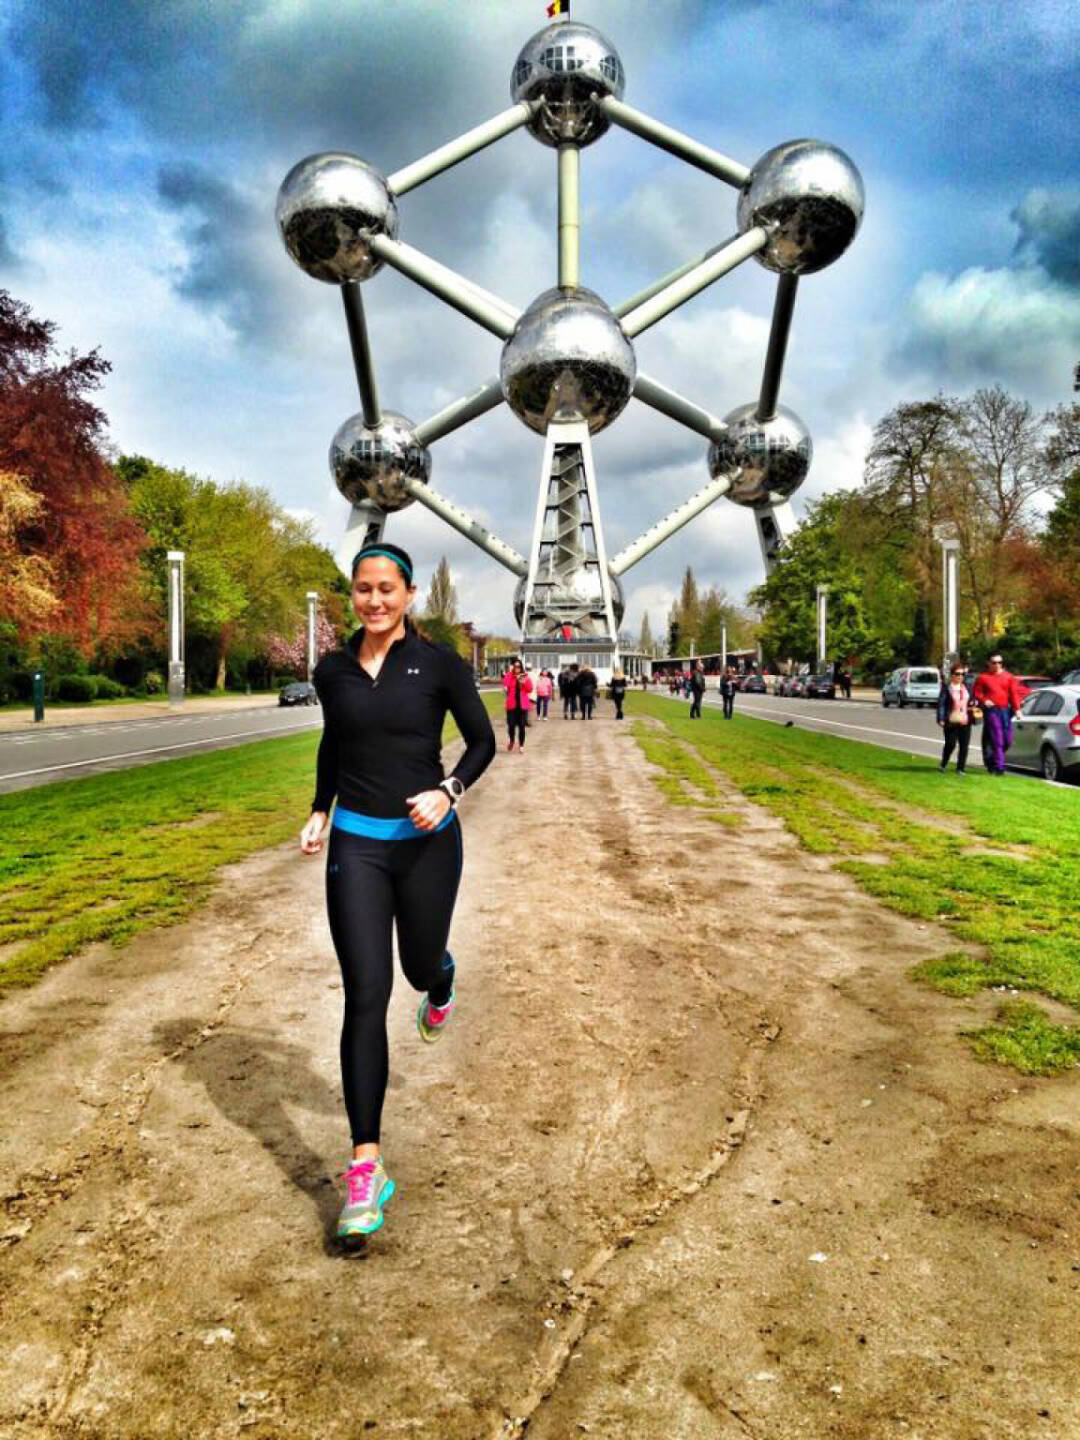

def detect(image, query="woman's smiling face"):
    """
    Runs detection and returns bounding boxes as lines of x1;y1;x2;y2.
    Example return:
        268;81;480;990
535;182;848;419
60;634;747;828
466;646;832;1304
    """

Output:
351;556;415;637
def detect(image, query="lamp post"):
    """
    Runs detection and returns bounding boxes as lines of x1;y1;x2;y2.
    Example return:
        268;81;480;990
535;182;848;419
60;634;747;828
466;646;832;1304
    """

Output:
938;534;960;668
721;622;728;674
815;584;829;670
306;591;319;681
167;551;185;706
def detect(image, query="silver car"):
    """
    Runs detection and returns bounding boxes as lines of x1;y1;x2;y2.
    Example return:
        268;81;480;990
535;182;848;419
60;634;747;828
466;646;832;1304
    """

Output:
882;666;941;708
1008;684;1080;782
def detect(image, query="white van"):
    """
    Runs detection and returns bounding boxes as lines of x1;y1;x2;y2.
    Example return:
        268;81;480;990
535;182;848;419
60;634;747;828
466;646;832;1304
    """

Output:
881;666;941;709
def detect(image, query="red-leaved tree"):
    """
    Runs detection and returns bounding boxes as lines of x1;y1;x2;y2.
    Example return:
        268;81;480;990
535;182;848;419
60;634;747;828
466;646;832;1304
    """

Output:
0;290;147;658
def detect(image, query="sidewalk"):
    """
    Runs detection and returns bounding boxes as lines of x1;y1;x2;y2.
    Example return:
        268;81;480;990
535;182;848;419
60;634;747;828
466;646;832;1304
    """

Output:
0;694;279;733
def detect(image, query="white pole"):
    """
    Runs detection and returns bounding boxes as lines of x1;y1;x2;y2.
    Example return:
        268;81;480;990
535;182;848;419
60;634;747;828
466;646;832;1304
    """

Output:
721;623;727;673
367;234;518;338
388;102;536;195
597;95;750;187
306;592;319;681
940;538;959;661
816;584;829;669
167;550;185;706
620;227;771;338
608;472;732;576
558;145;580;288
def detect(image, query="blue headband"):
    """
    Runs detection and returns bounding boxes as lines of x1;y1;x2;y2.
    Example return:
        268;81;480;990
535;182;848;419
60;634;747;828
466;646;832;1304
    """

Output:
351;547;413;582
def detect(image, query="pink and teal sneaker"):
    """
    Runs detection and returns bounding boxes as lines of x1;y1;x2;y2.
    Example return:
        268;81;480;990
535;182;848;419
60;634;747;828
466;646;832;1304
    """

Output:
416;987;455;1043
337;1157;395;1240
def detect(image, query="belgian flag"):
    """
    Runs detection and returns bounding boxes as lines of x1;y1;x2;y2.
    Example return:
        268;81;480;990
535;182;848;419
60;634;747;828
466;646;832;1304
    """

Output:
546;0;568;16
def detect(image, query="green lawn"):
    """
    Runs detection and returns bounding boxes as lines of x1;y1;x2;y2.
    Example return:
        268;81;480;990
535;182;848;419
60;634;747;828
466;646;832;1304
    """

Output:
0;695;504;996
630;693;1080;1076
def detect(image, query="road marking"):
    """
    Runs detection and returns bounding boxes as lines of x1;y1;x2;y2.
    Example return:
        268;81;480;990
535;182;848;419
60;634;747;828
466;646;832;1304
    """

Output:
1;718;320;781
737;700;937;746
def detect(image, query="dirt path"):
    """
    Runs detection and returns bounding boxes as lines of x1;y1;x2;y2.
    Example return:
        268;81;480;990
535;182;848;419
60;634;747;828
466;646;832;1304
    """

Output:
2;711;1078;1439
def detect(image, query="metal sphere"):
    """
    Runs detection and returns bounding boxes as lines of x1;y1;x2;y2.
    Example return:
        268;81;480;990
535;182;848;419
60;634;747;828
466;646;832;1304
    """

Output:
708;403;812;507
511;22;625;147
501;287;636;436
737;140;864;275
276;153;398;284
514;570;624;629
329;411;429;512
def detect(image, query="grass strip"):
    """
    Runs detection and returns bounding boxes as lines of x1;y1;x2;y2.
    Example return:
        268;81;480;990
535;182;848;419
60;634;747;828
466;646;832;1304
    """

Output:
1;694;503;995
629;693;1080;1075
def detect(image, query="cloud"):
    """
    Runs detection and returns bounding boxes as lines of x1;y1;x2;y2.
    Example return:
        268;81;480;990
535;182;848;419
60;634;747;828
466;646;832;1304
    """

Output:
1011;189;1080;287
893;189;1080;404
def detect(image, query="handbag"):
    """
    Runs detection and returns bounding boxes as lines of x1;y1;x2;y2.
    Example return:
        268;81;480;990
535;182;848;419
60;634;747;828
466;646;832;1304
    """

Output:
969;704;983;725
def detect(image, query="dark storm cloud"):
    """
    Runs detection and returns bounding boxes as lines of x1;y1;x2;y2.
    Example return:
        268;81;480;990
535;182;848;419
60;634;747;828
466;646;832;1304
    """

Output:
156;162;281;339
1012;191;1080;288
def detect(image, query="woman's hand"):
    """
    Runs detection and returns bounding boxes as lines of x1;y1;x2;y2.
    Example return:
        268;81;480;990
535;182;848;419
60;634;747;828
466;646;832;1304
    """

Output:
300;811;329;854
406;788;451;832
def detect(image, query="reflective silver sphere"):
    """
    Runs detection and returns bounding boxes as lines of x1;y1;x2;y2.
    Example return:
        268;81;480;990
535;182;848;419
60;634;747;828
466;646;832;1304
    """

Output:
737;140;864;275
501;287;636;436
276;153;398;284
329;411;429;512
708;403;812;507
514;570;624;629
511;22;625;147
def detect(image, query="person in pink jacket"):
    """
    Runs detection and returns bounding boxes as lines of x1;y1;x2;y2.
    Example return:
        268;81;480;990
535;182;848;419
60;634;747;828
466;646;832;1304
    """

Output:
502;658;533;752
534;668;553;719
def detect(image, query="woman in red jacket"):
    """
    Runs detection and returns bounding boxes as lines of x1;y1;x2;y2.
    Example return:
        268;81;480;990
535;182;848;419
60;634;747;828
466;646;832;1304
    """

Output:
502;658;533;752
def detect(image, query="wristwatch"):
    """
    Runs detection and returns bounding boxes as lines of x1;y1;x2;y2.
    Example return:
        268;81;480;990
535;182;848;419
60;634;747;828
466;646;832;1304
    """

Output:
439;776;465;807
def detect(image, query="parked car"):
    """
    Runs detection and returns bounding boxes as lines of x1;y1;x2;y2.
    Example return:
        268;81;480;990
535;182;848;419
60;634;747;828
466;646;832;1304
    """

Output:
881;666;941;708
784;675;807;698
1059;669;1080;686
743;674;767;694
805;673;836;699
1015;675;1054;700
279;681;319;707
1008;684;1080;782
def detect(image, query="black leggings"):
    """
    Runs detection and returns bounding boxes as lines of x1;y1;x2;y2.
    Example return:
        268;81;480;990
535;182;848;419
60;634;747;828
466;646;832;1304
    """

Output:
326;819;462;1144
723;693;734;718
507;708;526;745
941;722;971;771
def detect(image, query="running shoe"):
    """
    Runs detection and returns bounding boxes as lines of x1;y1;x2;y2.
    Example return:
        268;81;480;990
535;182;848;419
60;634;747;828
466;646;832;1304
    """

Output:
417;986;455;1043
337;1157;395;1239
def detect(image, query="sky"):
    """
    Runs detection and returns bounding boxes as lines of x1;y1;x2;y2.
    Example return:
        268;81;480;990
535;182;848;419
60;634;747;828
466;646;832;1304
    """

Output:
1;0;1078;640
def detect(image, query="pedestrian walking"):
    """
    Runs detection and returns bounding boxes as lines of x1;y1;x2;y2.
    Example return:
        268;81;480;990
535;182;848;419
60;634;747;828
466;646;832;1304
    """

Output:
972;653;1023;775
578;665;598;719
559;664;579;719
502;658;533;752
689;660;706;718
936;662;974;774
535;668;553;719
609;668;627;719
300;542;496;1245
720;665;737;719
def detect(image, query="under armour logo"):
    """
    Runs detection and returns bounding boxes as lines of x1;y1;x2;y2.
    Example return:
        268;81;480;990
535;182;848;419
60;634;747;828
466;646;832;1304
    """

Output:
407;667;420;675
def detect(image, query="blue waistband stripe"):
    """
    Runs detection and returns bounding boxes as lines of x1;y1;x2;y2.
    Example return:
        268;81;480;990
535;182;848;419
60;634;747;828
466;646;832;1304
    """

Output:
332;806;454;840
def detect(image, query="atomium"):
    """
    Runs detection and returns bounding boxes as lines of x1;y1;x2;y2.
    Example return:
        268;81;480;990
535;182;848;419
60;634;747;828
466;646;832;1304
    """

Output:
276;153;398;284
511;22;625;148
501;287;636;436
708;403;812;507
277;19;863;659
329;411;430;512
737;139;864;275
514;570;625;629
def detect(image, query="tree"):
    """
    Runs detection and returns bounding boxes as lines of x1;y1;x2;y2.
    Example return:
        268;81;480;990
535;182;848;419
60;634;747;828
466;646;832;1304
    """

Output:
0;290;146;657
639;609;655;656
749;493;896;675
119;455;350;689
0;471;59;634
425;556;458;623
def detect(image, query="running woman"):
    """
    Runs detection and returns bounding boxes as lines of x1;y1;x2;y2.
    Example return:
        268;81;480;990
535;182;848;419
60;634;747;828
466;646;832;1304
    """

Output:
300;543;496;1244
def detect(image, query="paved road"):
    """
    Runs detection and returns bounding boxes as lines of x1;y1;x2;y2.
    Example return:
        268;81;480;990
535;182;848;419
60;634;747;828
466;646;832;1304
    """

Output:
0;704;322;794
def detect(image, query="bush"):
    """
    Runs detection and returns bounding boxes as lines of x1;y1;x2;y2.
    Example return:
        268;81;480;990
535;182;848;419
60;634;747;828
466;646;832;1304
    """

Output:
90;675;126;700
56;675;96;702
143;670;164;695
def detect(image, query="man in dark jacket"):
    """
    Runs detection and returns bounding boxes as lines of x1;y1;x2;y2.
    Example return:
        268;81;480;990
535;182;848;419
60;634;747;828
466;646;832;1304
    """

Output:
559;665;579;719
578;666;598;719
689;660;706;718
